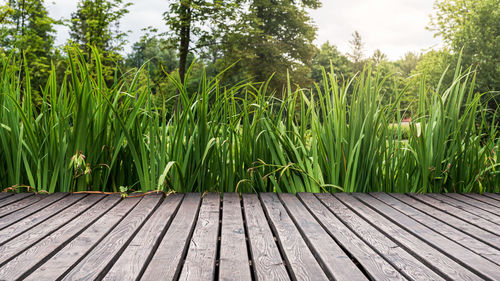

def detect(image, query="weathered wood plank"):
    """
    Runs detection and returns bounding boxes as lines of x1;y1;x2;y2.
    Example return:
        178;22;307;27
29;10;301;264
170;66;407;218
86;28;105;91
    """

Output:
372;193;500;266
464;193;500;209
60;194;162;281
334;193;482;281
0;193;68;230
0;194;45;218
0;194;85;245
0;193;13;200
483;193;500;201
0;193;32;209
23;196;141;280
410;194;500;236
242;194;289;281
179;193;221;281
279;193;368;280
390;193;500;250
260;192;328;281
141;193;201;281
0;194;121;280
298;193;405;281
315;193;444;281
428;194;500;225
354;193;500;280
103;194;183;281
218;193;252;281
444;193;500;216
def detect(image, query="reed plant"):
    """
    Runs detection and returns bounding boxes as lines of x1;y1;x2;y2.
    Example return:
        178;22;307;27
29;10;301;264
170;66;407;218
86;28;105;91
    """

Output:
0;49;498;193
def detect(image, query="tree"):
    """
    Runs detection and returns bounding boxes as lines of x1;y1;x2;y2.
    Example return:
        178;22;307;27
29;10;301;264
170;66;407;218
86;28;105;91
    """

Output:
311;41;351;83
429;0;499;110
220;0;321;90
69;0;131;80
394;52;421;77
348;31;365;73
0;0;56;90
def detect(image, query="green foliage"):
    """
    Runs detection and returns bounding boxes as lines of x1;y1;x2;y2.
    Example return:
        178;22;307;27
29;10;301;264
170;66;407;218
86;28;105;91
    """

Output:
220;0;321;90
69;0;131;81
0;50;498;194
430;0;499;109
311;42;351;83
0;0;56;91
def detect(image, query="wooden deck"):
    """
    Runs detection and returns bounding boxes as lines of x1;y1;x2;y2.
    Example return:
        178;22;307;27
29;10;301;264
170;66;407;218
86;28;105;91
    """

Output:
0;192;499;281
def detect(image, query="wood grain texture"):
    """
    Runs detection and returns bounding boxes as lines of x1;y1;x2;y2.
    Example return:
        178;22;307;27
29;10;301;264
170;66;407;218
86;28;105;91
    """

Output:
334;193;482;281
315;193;444;281
0;193;13;200
179;193;221;281
260;192;329;281
464;193;500;209
0;193;68;230
103;193;183;281
0;194;85;245
444;193;500;216
390;193;500;250
0;194;45;218
355;193;500;280
60;194;162;281
0;193;32;209
410;194;500;236
0;194;120;280
428;194;500;225
140;193;201;281
298;193;405;281
242;194;290;281
23;196;141;281
371;193;500;266
483;193;500;201
279;193;368;280
218;193;252;281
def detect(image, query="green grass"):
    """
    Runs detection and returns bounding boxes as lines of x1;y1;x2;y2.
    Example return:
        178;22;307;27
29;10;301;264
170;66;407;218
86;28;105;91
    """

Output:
0;49;498;193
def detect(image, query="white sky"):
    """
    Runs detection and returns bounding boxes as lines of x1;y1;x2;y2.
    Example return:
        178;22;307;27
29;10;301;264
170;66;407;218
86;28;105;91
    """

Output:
47;0;443;61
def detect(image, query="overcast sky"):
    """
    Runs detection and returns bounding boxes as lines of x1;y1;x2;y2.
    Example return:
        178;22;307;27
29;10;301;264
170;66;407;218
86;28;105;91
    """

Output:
47;0;442;61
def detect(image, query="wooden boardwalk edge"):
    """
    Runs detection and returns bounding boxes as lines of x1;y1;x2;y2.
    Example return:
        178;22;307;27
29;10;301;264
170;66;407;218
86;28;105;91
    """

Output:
0;192;498;281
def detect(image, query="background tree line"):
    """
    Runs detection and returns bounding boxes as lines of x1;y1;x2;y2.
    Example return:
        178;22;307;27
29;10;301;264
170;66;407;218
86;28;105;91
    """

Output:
0;0;498;117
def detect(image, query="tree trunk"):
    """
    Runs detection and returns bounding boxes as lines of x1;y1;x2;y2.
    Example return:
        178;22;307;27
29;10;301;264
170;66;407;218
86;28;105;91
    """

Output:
175;0;192;114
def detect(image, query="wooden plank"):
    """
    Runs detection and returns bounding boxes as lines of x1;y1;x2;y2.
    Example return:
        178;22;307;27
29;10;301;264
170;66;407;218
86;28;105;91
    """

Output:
241;194;289;281
464;193;500;208
23;196;141;280
354;193;500;280
0;194;85;245
103;194;183;281
218;193;252;281
141;193;201;281
178;193;220;281
390;193;500;250
315;193;444;281
279;193;368;280
179;193;221;281
260;192;329;281
410;194;500;236
0;193;13;200
0;195;105;262
372;193;500;266
0;194;121;280
428;194;500;225
0;193;32;209
298;193;405;281
58;194;163;281
0;194;44;217
444;193;500;216
484;193;500;201
334;193;482;281
0;193;68;230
